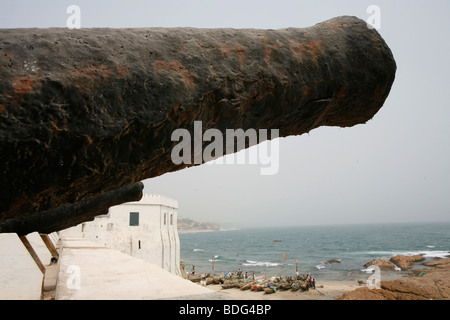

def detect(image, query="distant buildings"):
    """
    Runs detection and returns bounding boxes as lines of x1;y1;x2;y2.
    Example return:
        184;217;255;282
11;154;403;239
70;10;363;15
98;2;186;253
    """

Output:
61;194;181;275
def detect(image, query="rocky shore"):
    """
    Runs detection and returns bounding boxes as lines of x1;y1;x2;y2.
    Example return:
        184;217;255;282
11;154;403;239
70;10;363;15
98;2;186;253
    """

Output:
363;254;427;271
337;257;450;300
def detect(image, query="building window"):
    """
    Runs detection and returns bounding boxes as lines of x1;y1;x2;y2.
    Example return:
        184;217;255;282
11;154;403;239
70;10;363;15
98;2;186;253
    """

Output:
138;240;141;250
129;212;139;226
164;213;167;225
170;214;173;225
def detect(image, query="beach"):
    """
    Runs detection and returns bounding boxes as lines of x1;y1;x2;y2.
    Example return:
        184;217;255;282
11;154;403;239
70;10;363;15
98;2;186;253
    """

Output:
187;258;450;300
206;279;360;300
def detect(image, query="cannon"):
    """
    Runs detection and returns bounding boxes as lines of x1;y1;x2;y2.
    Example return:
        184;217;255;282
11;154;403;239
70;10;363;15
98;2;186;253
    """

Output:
0;16;396;233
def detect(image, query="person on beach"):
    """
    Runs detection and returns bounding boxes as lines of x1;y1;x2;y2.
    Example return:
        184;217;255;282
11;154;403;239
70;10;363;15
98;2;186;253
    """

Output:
191;265;195;275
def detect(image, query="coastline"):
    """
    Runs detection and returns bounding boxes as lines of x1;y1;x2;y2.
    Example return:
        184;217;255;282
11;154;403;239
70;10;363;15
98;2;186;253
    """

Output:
186;257;450;300
206;279;360;300
336;257;450;300
180;225;450;300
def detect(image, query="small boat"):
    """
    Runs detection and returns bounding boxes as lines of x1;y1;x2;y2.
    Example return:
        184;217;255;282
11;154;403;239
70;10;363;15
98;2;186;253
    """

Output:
291;282;300;292
213;276;223;284
301;282;308;291
251;279;270;292
264;281;280;294
240;281;256;291
264;287;276;294
187;274;203;282
280;283;291;290
222;282;237;289
252;284;265;291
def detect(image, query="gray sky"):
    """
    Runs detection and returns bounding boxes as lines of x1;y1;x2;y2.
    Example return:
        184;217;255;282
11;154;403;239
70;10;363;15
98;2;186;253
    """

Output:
2;0;449;227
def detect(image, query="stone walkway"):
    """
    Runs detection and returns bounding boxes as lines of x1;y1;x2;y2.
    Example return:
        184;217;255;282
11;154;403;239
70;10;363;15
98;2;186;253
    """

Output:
56;237;228;300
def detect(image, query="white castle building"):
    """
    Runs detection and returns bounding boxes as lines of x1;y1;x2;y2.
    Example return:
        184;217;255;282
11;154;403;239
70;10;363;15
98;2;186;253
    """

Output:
62;194;181;275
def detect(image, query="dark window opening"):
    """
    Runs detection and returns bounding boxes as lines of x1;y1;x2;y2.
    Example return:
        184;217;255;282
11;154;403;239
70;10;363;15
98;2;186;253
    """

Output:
130;212;139;226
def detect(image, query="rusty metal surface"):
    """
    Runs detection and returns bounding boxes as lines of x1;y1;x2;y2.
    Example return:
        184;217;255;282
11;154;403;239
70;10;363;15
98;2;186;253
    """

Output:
0;16;396;228
0;182;143;235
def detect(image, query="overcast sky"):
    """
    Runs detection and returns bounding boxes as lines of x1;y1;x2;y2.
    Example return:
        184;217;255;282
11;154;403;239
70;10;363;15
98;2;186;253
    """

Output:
1;0;449;227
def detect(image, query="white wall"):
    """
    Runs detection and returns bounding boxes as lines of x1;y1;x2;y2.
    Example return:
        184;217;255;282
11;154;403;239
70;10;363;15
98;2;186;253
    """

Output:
60;194;180;274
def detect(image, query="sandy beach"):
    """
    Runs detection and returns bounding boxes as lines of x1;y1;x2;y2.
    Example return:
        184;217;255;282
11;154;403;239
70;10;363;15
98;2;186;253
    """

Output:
204;280;360;300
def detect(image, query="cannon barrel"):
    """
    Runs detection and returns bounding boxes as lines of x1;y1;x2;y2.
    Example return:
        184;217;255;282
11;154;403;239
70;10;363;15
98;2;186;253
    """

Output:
0;16;396;228
0;182;144;235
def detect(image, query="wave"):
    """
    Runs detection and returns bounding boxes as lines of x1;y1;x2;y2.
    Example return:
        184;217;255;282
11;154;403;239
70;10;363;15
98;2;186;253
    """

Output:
316;264;325;270
193;248;204;252
361;265;401;273
242;260;283;267
363;250;449;259
418;251;450;258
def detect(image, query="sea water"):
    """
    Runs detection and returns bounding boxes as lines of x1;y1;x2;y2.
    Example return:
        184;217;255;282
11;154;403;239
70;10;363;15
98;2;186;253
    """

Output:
179;222;450;281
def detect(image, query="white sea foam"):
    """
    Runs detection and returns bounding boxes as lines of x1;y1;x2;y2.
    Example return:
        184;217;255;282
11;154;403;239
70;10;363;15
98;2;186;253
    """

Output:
361;268;374;273
316;264;325;270
364;250;449;259
419;251;449;258
193;248;204;252
242;260;282;267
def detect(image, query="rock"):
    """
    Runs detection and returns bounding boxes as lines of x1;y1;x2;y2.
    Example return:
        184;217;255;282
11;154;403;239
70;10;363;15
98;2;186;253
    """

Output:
0;16;396;233
326;259;342;264
423;258;450;269
337;258;450;300
390;255;425;270
364;258;396;271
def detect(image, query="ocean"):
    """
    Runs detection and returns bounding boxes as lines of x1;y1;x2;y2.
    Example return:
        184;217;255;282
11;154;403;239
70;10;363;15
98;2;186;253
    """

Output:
179;222;450;281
